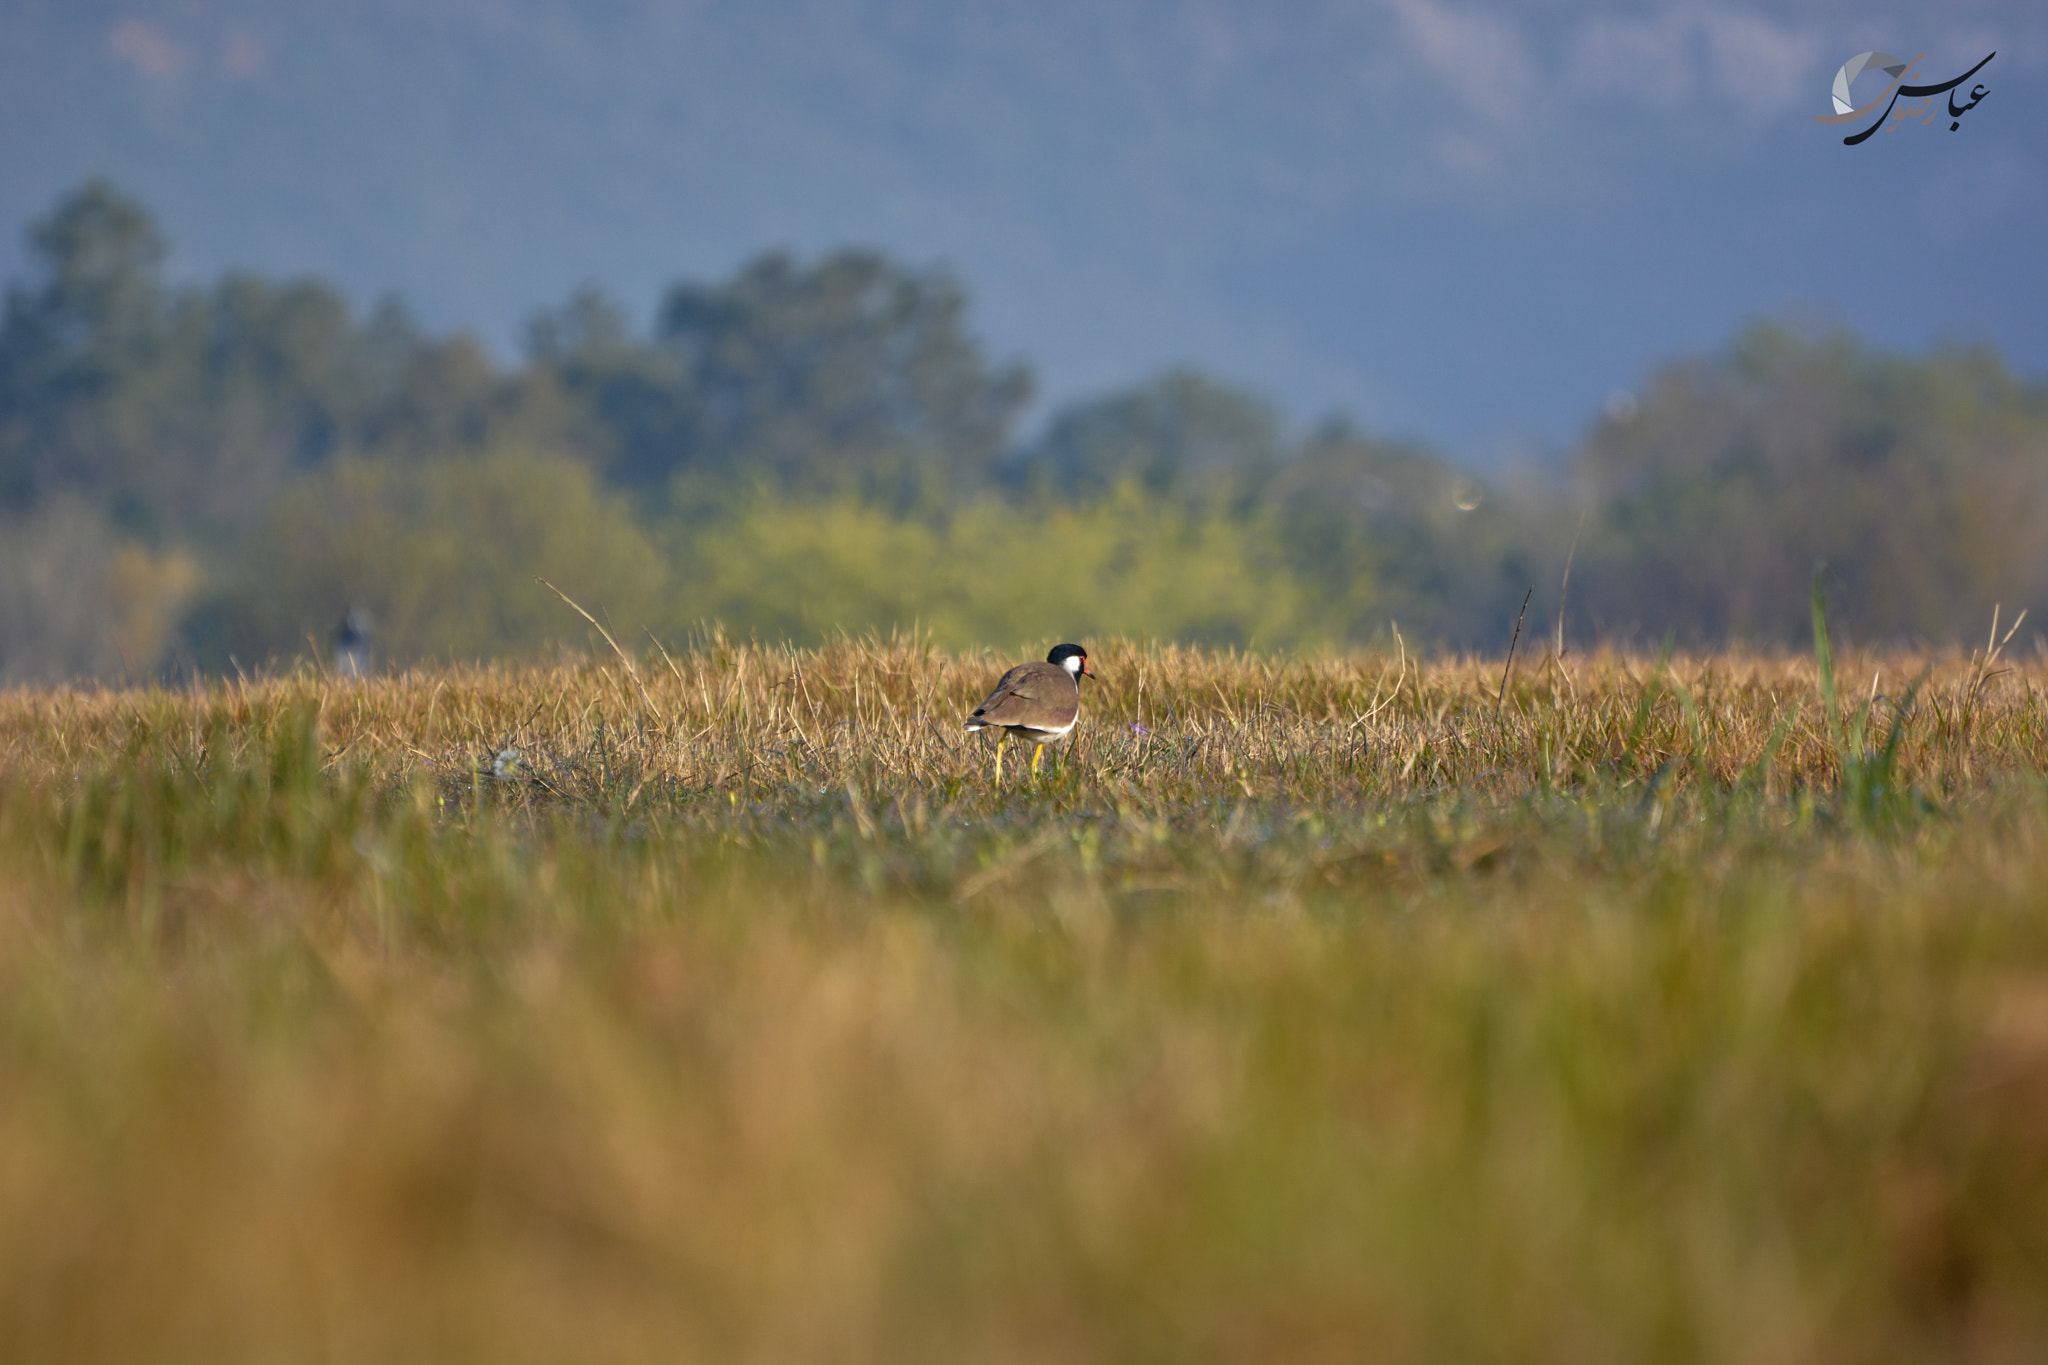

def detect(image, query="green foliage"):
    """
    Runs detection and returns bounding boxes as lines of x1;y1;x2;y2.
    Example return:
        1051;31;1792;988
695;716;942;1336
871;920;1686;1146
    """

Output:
1009;366;1284;501
1574;321;2048;644
523;286;690;489
1267;418;1554;645
532;249;1033;502
0;182;1558;670
670;483;1347;650
189;450;670;669
8;183;2048;678
0;182;565;529
0;497;199;684
12;177;166;357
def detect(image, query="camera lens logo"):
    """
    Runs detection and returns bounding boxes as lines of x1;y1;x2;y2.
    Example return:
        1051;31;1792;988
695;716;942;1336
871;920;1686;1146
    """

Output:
1831;52;1907;114
1815;49;1994;145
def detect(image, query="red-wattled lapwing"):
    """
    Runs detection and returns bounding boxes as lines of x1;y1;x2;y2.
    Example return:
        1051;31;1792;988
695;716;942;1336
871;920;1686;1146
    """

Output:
964;643;1094;779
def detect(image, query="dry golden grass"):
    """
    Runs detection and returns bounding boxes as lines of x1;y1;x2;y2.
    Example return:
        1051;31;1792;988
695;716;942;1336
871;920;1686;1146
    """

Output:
3;634;2048;1363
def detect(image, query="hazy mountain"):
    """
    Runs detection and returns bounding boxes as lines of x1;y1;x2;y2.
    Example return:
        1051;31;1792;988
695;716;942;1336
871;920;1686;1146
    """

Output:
4;0;2042;463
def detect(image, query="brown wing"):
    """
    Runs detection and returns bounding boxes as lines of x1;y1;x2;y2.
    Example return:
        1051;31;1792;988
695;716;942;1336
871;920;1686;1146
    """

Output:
967;661;1079;731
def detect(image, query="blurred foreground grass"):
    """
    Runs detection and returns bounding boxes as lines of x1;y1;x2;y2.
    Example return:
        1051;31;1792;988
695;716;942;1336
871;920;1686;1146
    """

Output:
4;636;2048;1363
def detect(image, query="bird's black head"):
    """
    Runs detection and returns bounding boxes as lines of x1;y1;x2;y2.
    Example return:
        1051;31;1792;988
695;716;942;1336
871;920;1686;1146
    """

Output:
1047;643;1093;679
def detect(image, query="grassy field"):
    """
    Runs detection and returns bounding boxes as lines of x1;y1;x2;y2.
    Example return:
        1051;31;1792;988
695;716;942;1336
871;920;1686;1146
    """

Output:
4;626;2048;1364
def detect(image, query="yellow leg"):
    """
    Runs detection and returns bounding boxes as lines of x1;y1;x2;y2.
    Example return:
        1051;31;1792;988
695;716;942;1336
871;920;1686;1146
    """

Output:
994;732;1006;783
1031;744;1044;777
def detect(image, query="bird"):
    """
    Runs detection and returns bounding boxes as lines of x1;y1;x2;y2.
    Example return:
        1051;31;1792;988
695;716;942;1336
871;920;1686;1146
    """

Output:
964;643;1094;780
333;605;374;678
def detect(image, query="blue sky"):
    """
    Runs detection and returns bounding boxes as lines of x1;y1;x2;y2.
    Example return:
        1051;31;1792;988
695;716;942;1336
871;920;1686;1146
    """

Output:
3;0;2041;466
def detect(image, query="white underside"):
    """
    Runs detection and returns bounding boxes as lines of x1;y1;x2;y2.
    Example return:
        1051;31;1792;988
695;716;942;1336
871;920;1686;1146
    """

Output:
964;718;1074;744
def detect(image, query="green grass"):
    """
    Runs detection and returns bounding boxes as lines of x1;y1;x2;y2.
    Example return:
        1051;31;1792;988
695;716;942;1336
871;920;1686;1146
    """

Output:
4;635;2048;1363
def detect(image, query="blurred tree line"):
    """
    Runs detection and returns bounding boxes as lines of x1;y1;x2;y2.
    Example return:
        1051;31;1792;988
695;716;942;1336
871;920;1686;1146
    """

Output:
2;180;2044;681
